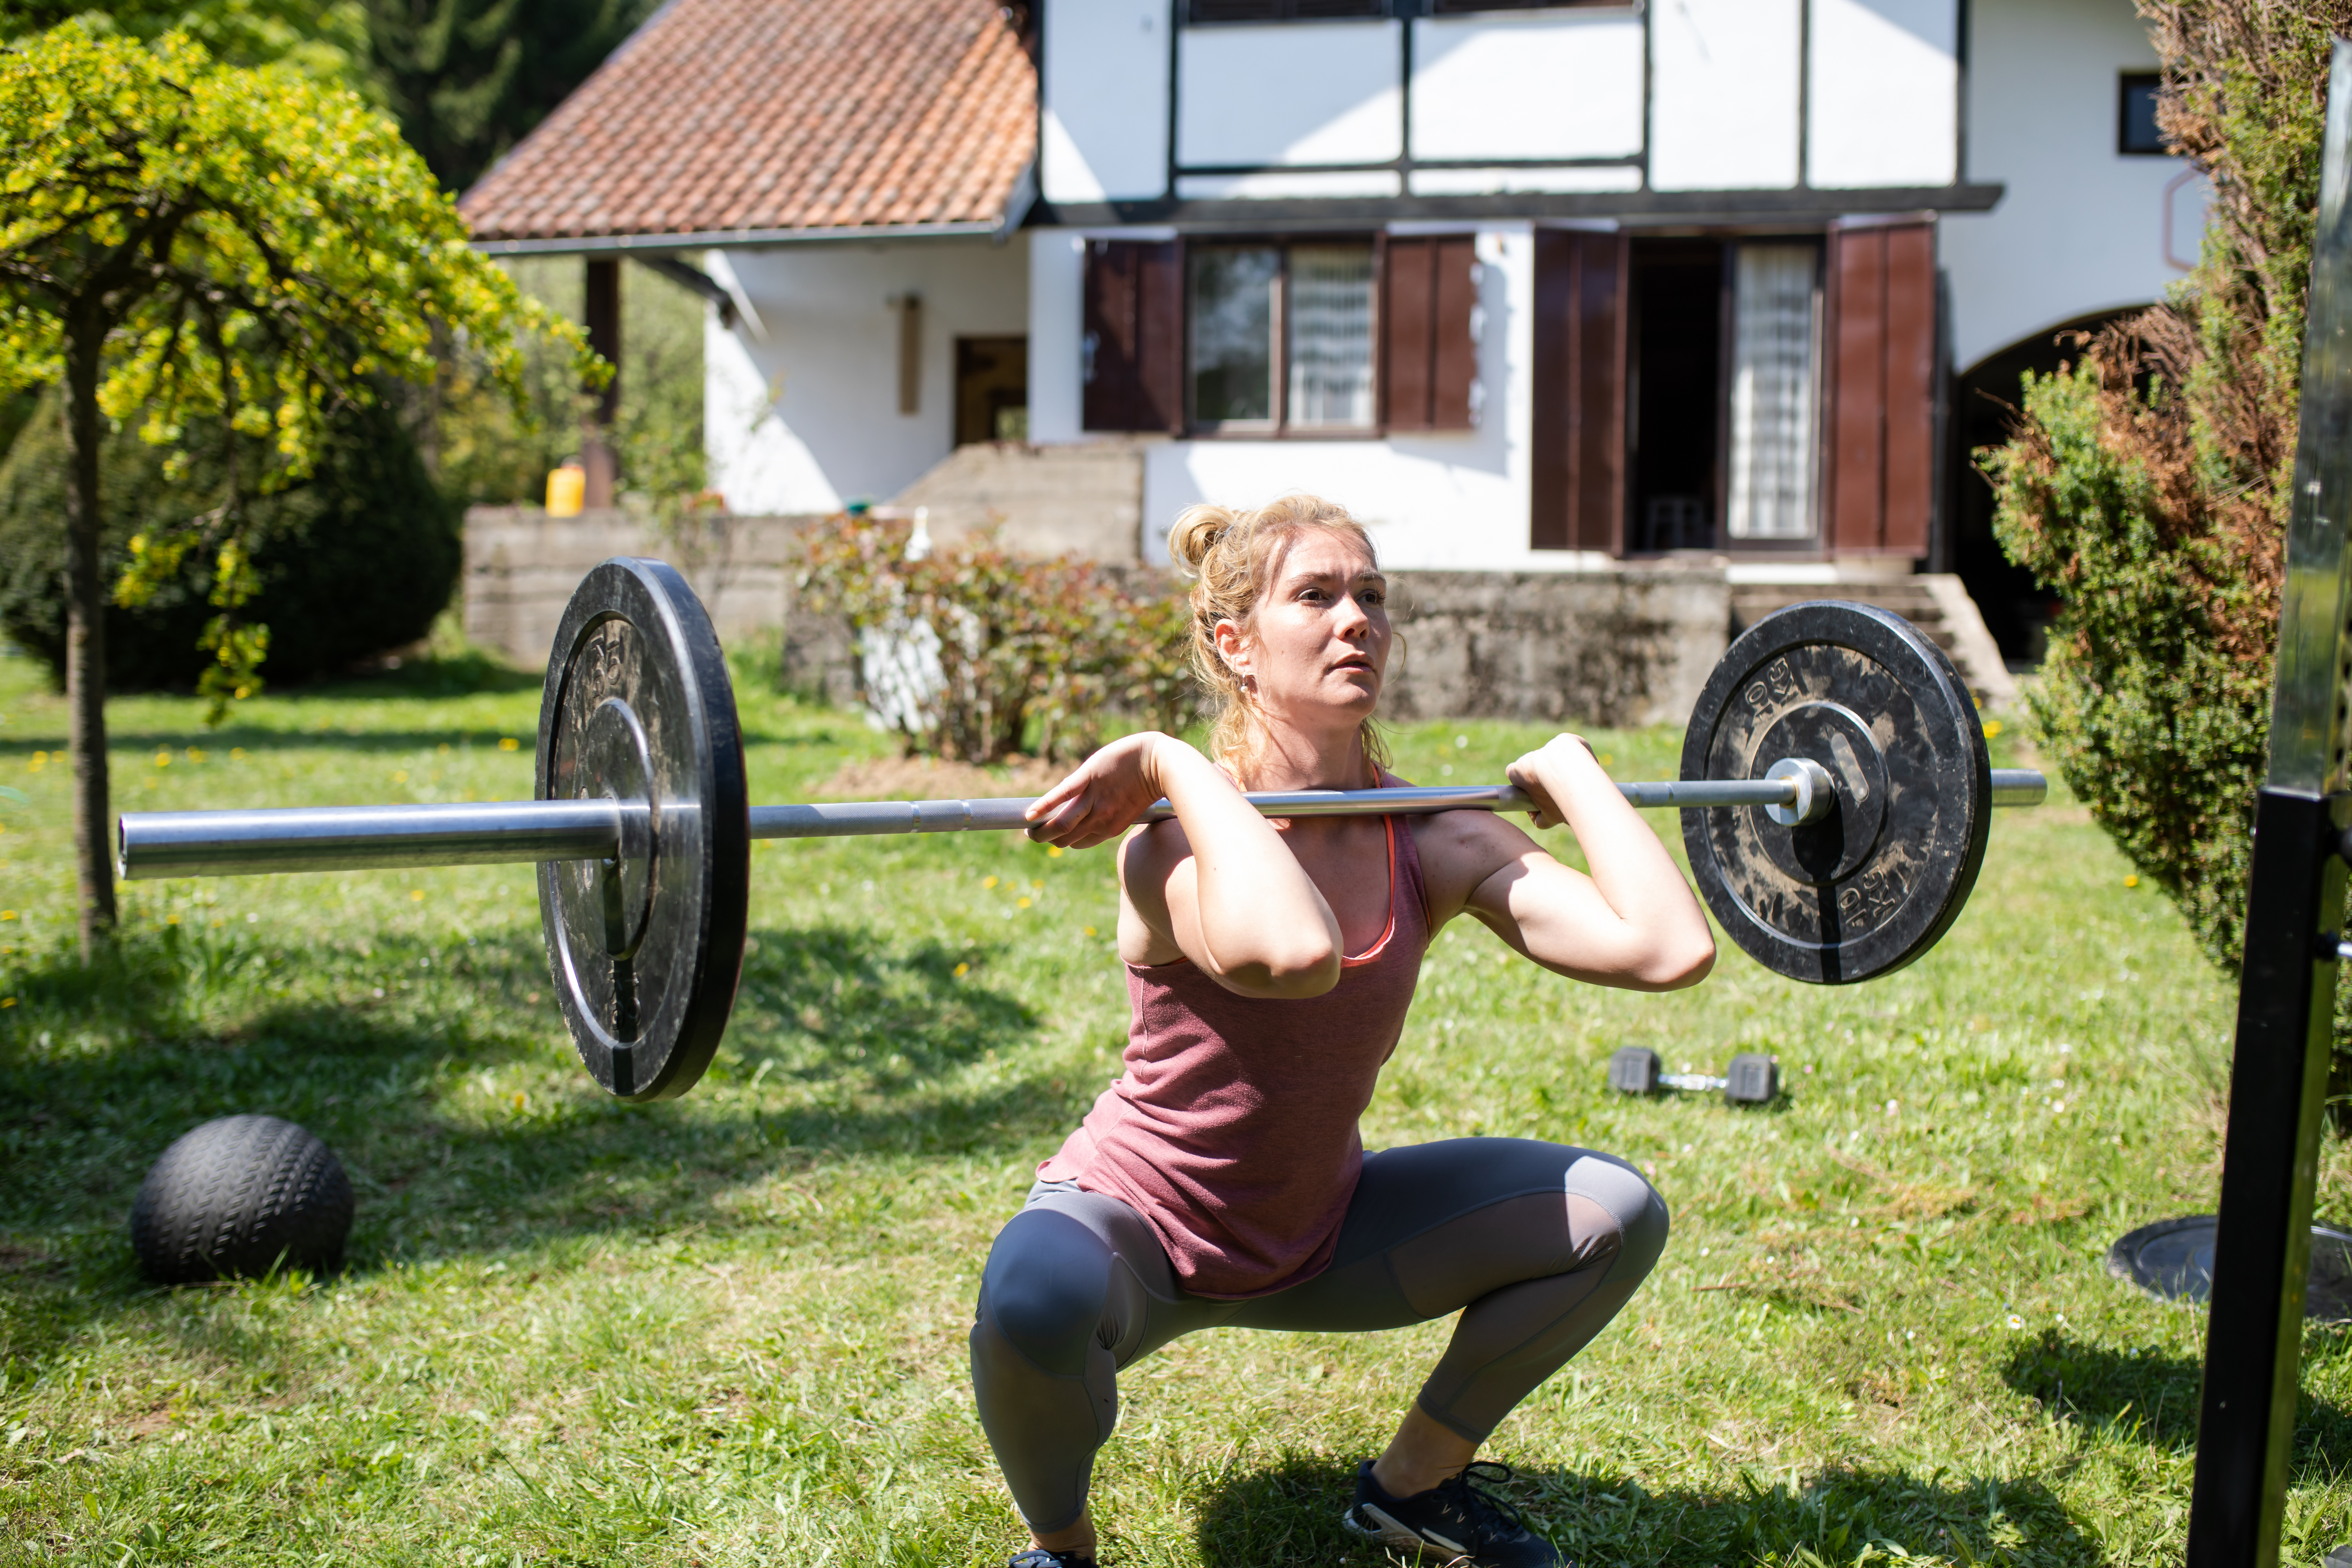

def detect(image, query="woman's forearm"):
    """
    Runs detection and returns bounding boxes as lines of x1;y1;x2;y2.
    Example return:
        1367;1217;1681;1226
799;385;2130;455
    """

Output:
1149;737;1344;995
1511;740;1715;985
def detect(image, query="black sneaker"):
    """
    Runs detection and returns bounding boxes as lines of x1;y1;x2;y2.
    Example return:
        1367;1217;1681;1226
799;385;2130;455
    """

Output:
1342;1458;1562;1567
1007;1551;1096;1568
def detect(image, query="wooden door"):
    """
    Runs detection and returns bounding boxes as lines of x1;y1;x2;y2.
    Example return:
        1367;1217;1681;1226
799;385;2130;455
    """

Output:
1823;218;1937;555
1532;228;1630;552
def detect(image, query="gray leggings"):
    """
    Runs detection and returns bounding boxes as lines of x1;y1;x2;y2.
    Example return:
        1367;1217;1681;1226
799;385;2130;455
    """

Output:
968;1138;1668;1533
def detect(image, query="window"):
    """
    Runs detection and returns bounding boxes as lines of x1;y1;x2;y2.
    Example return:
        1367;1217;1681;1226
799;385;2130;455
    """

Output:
1082;237;1476;436
1189;247;1280;423
1623;236;1822;552
1187;241;1379;432
1725;245;1820;541
1188;0;1384;21
1287;247;1378;427
1429;0;1625;10
2119;72;2167;156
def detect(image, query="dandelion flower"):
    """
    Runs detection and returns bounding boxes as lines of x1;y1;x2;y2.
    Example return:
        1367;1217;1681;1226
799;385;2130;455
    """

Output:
410;890;425;902
954;962;969;977
2124;874;2139;888
1048;846;1064;859
983;876;999;889
499;737;520;752
1084;926;1098;938
1983;720;2004;737
1031;879;1043;890
1017;897;1032;909
153;750;170;768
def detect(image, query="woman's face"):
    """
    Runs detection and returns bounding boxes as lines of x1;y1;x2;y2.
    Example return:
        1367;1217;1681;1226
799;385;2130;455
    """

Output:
1215;530;1391;736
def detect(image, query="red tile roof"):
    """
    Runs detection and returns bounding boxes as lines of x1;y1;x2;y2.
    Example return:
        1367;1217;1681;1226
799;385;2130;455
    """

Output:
460;0;1036;248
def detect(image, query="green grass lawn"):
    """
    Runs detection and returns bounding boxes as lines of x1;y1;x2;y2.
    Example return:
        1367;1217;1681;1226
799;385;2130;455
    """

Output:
1;644;2347;1567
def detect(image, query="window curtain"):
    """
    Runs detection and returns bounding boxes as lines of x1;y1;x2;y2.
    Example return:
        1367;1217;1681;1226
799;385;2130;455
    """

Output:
1287;246;1376;428
1726;243;1820;541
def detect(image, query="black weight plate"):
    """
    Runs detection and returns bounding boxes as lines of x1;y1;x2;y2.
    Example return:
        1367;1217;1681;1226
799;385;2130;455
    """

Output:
1680;601;1990;985
537;559;749;1100
2106;1214;2352;1322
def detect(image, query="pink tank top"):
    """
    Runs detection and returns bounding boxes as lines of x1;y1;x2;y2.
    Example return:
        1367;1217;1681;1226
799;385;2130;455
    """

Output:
1038;809;1432;1300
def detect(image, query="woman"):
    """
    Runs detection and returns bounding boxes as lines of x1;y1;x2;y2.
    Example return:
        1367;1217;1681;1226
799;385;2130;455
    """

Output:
978;495;1716;1568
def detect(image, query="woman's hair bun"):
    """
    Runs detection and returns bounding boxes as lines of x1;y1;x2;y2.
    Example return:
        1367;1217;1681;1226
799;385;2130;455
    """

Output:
1166;504;1236;576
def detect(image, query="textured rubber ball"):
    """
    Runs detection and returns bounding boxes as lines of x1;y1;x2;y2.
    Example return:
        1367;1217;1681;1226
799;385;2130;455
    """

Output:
130;1114;354;1284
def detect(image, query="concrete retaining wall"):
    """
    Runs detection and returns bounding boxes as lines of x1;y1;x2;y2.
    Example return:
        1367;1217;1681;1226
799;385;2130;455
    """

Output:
1383;570;1729;730
463;506;815;673
463;507;1728;729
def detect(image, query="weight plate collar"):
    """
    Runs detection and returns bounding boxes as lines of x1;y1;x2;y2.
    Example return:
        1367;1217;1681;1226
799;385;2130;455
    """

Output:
537;559;750;1100
1679;600;1990;985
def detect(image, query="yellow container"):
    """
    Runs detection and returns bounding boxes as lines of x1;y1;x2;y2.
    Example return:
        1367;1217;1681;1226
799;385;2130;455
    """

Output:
545;463;586;517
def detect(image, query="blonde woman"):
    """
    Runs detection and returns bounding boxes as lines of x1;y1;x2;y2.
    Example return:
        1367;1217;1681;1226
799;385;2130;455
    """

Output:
977;495;1715;1568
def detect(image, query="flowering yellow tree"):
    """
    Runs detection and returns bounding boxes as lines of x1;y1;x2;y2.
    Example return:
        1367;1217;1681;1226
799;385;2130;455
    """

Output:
0;22;599;955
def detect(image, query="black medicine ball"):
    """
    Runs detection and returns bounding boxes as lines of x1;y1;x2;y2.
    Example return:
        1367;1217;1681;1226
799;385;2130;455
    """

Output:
130;1115;354;1284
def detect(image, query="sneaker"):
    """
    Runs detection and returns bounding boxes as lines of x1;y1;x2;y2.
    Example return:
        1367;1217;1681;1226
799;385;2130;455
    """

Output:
1342;1458;1562;1567
1007;1551;1096;1568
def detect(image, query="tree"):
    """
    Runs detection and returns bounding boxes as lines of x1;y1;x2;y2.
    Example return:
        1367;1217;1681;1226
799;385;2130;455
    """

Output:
0;2;369;82
0;22;597;957
1983;2;2351;1069
362;0;661;192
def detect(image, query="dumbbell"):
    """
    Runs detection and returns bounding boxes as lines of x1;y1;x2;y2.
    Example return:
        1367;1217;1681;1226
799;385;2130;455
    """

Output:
1607;1046;1780;1104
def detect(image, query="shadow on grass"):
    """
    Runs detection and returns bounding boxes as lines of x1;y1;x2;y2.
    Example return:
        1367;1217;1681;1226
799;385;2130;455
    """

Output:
2000;1329;2352;1463
1194;1455;2099;1568
0;920;1071;1362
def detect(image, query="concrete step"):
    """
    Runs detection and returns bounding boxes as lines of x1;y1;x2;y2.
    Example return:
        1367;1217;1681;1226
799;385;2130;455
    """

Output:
1728;576;2017;712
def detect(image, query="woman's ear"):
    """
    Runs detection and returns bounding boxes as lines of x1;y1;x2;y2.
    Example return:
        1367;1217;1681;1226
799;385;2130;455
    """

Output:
1212;617;1251;678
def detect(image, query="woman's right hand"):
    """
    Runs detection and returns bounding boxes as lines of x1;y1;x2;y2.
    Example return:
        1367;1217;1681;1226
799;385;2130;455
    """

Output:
1022;732;1175;849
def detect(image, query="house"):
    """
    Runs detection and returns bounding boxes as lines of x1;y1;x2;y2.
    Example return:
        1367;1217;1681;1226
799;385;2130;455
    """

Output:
459;0;2200;681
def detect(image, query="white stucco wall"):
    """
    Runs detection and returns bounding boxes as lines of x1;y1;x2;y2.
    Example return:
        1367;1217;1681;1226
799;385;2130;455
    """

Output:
1176;21;1400;168
1409;12;1645;163
1648;0;1802;190
1136;229;1580;574
1941;0;2199;371
1808;0;1959;187
1027;229;1089;448
1041;0;1167;204
704;240;1029;515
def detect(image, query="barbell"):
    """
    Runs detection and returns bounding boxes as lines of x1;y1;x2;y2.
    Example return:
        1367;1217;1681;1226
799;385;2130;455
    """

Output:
117;558;2045;1102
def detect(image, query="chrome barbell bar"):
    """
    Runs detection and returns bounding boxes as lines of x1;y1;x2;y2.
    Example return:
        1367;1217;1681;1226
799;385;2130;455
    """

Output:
117;766;2049;881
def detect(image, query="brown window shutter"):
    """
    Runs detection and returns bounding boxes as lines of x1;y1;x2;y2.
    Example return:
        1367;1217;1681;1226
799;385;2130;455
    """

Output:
1430;235;1479;428
1531;228;1629;552
1824;218;1937;555
1383;238;1434;430
1382;235;1479;432
1083;239;1183;433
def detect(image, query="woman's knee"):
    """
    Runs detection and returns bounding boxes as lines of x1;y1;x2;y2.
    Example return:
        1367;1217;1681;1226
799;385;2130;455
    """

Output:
977;1209;1116;1377
1562;1153;1670;1281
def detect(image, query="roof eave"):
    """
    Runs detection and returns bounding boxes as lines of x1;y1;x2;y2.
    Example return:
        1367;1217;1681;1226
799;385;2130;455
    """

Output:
471;217;1012;256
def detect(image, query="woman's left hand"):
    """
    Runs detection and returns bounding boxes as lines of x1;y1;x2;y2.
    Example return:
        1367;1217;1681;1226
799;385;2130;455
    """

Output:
1022;732;1175;849
1504;733;1602;831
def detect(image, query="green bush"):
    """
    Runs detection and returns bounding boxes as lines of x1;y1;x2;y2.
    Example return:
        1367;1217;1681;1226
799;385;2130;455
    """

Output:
0;393;461;690
795;514;1201;765
1983;1;2352;1076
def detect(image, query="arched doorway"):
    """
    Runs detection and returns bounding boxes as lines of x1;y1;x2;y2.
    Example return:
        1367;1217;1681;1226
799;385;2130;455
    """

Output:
1952;308;2148;663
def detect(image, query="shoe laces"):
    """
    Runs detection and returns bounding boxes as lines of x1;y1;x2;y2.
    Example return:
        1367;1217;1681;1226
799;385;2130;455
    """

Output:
1433;1460;1531;1544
